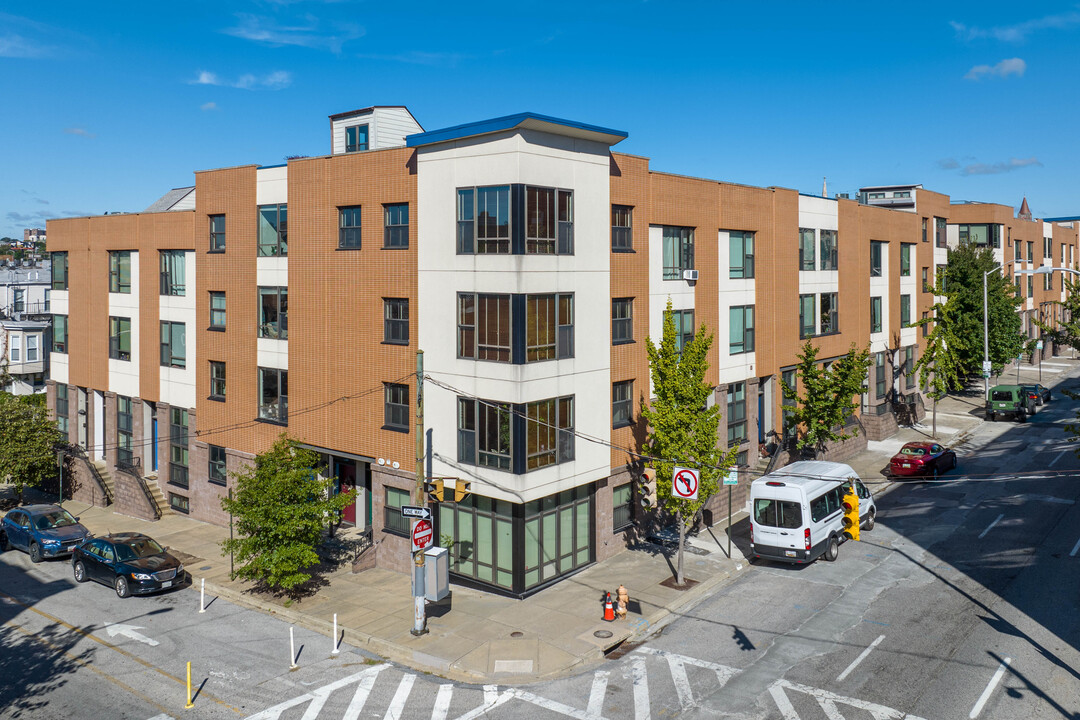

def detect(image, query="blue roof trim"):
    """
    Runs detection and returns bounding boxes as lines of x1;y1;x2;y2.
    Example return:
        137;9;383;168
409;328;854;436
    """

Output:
406;112;627;148
1044;216;1080;222
258;163;287;170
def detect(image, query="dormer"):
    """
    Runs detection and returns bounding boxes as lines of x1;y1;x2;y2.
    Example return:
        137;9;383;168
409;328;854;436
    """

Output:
328;106;424;155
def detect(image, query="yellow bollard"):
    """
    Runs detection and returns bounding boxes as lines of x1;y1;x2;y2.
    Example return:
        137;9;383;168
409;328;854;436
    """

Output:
185;660;194;709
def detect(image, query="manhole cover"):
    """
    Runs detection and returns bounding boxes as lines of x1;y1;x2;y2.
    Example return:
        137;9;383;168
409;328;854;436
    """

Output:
594;630;613;639
510;631;523;638
199;566;213;571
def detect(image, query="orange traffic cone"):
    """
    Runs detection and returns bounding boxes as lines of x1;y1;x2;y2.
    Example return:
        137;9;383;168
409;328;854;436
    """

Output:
603;592;615;622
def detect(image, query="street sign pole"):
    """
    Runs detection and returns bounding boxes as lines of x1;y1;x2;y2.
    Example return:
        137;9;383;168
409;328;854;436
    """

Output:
412;350;428;636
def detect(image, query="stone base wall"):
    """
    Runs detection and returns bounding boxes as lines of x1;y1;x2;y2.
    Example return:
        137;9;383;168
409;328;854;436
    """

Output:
861;411;899;441
372;467;417;575
112;471;157;522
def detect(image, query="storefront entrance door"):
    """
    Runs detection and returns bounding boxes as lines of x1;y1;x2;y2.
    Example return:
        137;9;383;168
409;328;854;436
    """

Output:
338;461;357;526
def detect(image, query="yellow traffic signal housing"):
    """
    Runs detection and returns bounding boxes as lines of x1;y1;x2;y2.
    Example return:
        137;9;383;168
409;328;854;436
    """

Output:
454;481;471;503
639;468;658;509
424;479;444;503
841;489;860;541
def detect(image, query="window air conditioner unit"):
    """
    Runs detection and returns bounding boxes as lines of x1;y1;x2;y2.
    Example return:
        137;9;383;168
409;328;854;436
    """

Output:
683;269;699;281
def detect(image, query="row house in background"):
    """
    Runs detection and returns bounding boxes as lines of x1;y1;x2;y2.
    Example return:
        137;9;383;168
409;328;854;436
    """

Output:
45;105;1080;597
1;259;52;394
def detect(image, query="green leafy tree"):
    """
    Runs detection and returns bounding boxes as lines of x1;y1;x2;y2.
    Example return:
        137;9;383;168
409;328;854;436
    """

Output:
944;243;1024;375
1035;272;1080;352
0;364;64;503
221;435;353;594
781;340;871;458
641;299;737;586
913;275;966;438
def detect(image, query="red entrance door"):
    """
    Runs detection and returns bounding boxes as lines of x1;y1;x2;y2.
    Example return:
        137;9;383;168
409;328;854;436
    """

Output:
339;463;357;526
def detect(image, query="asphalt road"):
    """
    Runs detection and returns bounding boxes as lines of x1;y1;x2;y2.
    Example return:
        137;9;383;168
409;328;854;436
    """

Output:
2;390;1079;719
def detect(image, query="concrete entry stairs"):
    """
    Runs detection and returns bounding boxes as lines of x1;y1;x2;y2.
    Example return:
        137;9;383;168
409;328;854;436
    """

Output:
143;475;172;518
89;459;116;504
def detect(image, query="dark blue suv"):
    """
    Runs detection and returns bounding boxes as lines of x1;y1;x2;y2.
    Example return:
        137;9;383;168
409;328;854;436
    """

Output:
1;504;92;563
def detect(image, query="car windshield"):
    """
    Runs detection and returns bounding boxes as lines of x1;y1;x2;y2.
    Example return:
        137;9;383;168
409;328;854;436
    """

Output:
114;538;166;562
34;510;79;530
899;447;927;456
991;391;1013;401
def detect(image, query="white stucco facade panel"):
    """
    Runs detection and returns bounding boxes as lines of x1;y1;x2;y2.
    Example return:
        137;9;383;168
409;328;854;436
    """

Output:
108;251;140;398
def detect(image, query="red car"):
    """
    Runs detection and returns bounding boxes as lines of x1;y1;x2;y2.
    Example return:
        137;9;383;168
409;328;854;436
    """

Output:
889;441;957;479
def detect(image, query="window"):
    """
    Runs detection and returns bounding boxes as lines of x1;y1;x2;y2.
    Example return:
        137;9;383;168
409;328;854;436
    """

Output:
527;294;574;361
875;352;886;399
458;293;511;362
117;396;133;466
258;287;288;339
935;217;946;248
870;241;884;277
799;228;816;271
43;289;49;313
384;486;409;534
819;230;838;271
612;298;633;344
525;396;575;470
613;483;633;532
782;368;797;435
169;493;190;514
210;214;225;252
729;231;755;278
613;380;633;428
820;293;838;334
109;317;131;361
13;288;24;313
663;226;694;279
384;383;409;431
904;347;915;389
1028;275;1034;298
170;407;189;489
612;205;633;251
159;251;186;296
922;218;928;243
345;124;368;153
159;322;186;368
900;295;911;327
384;204;409;249
457;293;572;363
1027;241;1034;263
56;384;69;434
867;192;885;199
525;187;574;254
1045;271;1053;292
1014;238;1023;261
754;498;803;530
108;251;131;293
209;292;226;329
209;445;227;486
667;309;694;354
51;252;68;290
937;264;947;291
457;397;512;470
922;311;930;337
922;267;929;292
1044;237;1053;258
384;298;409;344
209;361;226;399
8;335;19;362
457;186;510;254
900;243;912;276
726;382;747;446
25;335;37;362
339;206;362;249
257;204;287;256
258;368;288;422
53;315;68;353
870;297;882;333
799;294;815;338
729;305;755;354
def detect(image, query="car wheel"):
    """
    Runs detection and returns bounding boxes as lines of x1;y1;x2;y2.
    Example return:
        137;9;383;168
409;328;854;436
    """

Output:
824;535;839;561
73;561;87;583
1047;392;1052;402
115;575;131;599
929;465;939;481
1018;411;1027;423
988;413;996;422
29;542;42;563
863;510;876;531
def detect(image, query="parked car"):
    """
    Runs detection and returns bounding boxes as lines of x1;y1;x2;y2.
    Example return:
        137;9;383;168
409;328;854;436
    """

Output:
1020;383;1051;406
71;532;188;598
889;441;957;479
986;384;1036;422
0;505;92;562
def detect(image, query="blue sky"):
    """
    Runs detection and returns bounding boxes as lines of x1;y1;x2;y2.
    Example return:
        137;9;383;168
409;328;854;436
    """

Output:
4;2;1080;239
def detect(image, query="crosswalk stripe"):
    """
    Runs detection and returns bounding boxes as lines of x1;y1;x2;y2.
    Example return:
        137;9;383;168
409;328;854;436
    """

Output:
629;655;650;720
382;673;415;720
342;667;385;720
432;684;453;720
586;670;608;718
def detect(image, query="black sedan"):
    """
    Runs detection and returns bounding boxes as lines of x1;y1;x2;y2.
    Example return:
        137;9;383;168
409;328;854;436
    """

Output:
72;533;188;598
1020;383;1052;406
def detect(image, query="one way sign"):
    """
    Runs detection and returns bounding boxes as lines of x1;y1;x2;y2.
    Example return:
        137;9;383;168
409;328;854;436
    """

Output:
400;505;431;519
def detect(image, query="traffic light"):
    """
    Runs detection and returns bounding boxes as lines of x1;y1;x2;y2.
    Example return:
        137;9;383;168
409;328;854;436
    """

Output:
841;485;860;541
454;480;471;503
638;468;657;510
424;479;444;503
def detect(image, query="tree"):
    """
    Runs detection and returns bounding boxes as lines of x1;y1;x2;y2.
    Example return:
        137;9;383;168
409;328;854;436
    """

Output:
0;371;64;503
944;243;1024;375
913;275;967;438
1035;272;1080;352
640;299;737;586
781;340;872;458
220;435;353;594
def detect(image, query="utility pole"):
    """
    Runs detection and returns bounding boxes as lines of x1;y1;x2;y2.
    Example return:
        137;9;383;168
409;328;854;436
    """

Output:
412;350;428;636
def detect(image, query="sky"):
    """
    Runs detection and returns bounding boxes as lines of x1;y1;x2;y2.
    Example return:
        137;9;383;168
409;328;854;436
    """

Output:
4;2;1080;239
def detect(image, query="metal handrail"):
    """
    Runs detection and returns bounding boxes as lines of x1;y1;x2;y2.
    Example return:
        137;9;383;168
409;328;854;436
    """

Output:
69;444;113;505
116;457;161;520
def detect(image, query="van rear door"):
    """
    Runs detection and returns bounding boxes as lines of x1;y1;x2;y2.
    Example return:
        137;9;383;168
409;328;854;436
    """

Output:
753;497;804;560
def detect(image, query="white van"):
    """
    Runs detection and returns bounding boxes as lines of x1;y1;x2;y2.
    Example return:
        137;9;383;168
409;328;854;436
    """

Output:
748;460;876;564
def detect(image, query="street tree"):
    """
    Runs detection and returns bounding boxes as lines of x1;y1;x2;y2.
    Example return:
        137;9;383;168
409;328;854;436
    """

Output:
220;435;354;594
641;299;737;587
944;243;1024;375
1035;272;1080;352
781;340;872;458
0;366;64;503
913;275;967;438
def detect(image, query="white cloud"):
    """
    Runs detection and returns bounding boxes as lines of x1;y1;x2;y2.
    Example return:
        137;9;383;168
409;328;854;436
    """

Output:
200;102;218;111
964;57;1026;80
190;70;292;90
962;157;1042;175
64;127;96;138
951;11;1080;43
222;13;363;53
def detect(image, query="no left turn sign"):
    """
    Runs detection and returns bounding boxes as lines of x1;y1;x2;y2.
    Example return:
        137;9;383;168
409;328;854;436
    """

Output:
672;466;700;500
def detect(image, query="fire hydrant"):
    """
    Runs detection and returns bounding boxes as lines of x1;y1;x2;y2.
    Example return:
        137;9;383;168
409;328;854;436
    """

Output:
616;584;629;619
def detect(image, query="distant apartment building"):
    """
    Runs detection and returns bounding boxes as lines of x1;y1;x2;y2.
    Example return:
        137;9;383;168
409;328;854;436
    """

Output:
24;228;46;244
1;259;52;394
45;105;1080;596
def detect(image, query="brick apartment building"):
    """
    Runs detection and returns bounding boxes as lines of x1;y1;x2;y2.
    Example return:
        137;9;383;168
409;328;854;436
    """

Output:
44;106;1080;596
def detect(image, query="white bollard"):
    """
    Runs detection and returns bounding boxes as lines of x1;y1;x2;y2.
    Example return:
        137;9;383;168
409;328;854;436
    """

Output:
199;578;206;613
331;613;340;655
289;626;298;669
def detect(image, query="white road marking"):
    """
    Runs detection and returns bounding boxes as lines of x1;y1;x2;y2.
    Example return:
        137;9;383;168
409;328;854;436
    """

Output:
104;622;159;647
1048;450;1068;467
246;665;387;720
768;683;800;720
836;635;886;682
382;673;415;720
509;689;600;719
1070;535;1080;557
969;657;1012;718
145;715;175;720
629;654;650;720
341;667;385;720
771;678;929;719
586;671;608;718
666;653;694;710
431;684;453;720
978;514;1004;539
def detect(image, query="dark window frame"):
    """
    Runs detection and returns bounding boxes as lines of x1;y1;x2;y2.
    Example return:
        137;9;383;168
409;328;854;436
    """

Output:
870;241;884;277
109;316;131;361
51;252;68;290
729;230;755;279
160;321;186;369
900;243;912;277
384;486;409;535
799;228;816;271
384;382;409;431
726;381;748;446
169;407;189;489
345;124;369;153
257;203;288;257
53;314;68;353
729;305;755;354
612;298;633;345
108;251;132;294
258;367;288;423
209;214;226;252
209;292;226;329
117;395;133;466
612;380;633;429
612;205;633;251
160;250;187;296
384;203;409;249
662;226;695;280
870;296;882;333
209;361;226;400
209;445;227;486
258;286;288;340
612;482;633;532
339;206;362;249
819;230;838;271
383;298;409;345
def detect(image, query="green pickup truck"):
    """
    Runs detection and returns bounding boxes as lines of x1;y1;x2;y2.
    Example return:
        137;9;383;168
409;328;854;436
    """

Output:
986;384;1036;423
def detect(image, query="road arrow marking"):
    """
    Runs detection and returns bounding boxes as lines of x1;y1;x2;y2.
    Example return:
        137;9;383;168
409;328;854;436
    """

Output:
104;622;159;647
